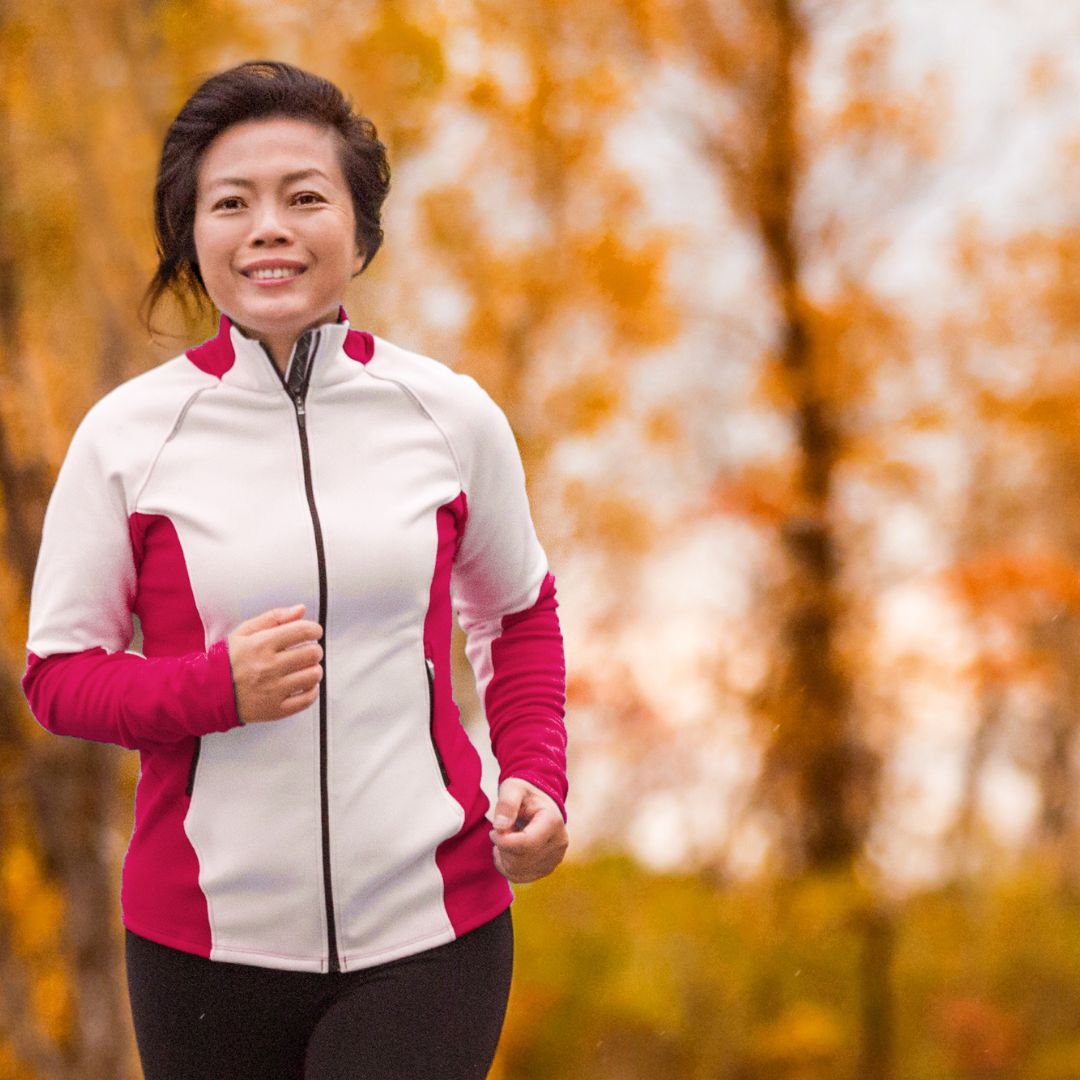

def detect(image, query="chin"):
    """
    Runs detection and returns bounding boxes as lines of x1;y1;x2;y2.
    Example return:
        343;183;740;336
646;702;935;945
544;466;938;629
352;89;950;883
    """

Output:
235;307;330;336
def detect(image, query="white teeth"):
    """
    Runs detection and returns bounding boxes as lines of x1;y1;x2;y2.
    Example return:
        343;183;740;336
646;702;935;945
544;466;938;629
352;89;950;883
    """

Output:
248;266;303;279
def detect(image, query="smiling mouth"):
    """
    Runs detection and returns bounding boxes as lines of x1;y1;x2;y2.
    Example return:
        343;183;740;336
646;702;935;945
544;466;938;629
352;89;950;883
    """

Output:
245;266;306;280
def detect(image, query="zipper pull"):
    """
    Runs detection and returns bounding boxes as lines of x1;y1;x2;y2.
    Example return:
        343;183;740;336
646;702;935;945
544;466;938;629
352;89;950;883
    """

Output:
294;395;306;419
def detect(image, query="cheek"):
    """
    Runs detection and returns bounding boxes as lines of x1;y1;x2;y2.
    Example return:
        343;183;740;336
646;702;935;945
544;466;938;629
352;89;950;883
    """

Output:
192;226;228;280
192;219;211;269
191;226;234;310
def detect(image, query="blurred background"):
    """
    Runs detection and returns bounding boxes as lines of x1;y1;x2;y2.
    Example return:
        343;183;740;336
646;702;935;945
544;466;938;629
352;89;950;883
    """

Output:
3;0;1080;1076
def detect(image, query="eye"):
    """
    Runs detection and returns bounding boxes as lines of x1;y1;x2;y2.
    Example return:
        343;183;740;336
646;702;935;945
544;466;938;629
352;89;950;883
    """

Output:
293;191;326;206
212;195;245;212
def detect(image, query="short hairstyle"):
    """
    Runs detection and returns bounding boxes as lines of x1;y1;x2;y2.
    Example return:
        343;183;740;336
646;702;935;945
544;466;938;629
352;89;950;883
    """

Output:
143;60;391;325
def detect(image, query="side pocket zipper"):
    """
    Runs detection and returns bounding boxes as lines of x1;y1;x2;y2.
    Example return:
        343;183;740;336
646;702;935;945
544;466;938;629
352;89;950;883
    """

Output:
425;657;450;787
185;737;201;797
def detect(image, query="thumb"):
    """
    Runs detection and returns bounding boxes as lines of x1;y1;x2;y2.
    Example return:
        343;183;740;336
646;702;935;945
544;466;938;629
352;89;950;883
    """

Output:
493;779;527;833
238;604;305;636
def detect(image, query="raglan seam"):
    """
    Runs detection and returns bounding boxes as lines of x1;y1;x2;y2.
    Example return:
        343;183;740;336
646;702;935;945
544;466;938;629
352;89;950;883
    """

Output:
359;365;467;492
130;382;220;511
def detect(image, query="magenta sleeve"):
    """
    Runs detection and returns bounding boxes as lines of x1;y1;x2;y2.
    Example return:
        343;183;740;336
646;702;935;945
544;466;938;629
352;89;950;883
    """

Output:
485;573;568;820
22;638;242;749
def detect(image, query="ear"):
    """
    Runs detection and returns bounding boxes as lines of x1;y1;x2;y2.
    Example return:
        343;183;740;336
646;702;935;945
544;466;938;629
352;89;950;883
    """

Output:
352;244;365;277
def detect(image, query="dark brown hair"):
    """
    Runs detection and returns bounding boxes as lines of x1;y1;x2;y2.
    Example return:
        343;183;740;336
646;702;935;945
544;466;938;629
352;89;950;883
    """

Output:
143;60;391;325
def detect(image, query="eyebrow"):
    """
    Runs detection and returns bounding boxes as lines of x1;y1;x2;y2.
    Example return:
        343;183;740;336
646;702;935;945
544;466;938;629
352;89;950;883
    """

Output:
205;168;334;190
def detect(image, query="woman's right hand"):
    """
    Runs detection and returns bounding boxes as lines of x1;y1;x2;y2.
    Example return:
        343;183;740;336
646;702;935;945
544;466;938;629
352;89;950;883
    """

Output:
227;604;324;724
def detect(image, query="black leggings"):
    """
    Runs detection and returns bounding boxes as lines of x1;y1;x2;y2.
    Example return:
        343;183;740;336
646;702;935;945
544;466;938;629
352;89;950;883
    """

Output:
124;910;513;1080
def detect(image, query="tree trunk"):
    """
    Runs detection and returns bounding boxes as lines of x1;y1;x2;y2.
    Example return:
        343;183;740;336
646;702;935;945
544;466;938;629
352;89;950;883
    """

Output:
751;0;877;872
0;4;134;1073
858;901;895;1080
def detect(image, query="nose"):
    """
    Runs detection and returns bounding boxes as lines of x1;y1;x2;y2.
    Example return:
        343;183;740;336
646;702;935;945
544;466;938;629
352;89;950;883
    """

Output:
248;199;292;247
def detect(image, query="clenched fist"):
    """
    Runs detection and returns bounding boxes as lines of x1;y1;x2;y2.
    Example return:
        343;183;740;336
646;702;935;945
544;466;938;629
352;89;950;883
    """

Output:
227;604;324;724
490;778;569;884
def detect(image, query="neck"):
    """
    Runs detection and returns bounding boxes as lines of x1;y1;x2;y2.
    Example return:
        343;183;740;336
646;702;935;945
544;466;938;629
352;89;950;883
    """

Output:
260;333;296;377
229;306;346;377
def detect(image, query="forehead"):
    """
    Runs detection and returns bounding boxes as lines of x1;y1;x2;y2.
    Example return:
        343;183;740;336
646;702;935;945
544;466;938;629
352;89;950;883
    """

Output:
197;116;345;189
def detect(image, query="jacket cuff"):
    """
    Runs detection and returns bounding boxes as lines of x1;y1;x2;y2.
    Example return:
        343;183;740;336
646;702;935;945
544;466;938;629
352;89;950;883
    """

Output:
207;638;242;731
499;771;568;823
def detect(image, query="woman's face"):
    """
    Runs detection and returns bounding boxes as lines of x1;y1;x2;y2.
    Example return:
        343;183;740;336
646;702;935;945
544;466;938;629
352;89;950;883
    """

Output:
193;116;363;362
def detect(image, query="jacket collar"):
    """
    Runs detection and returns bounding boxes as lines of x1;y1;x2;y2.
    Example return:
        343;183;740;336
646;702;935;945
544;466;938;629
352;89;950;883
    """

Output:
186;308;373;393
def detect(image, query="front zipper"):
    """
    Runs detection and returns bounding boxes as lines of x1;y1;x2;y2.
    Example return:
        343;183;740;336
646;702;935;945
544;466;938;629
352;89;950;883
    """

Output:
185;738;201;797
267;330;341;974
425;657;450;787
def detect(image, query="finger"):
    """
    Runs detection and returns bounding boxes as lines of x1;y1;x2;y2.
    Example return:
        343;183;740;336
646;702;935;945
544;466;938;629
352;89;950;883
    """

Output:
275;642;324;675
264;620;324;651
237;604;306;635
492;798;559;839
493;827;559;857
279;667;323;697
277;686;321;716
493;825;546;849
493;779;528;833
493;847;545;885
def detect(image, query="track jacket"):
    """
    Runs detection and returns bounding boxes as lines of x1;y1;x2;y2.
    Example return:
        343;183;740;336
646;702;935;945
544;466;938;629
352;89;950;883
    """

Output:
22;312;567;974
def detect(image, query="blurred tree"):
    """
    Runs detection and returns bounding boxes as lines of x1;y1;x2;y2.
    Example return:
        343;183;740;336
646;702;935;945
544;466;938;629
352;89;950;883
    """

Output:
639;2;953;1076
1;2;93;1074
945;224;1080;891
726;0;877;875
658;0;952;867
400;0;677;490
648;1;914;879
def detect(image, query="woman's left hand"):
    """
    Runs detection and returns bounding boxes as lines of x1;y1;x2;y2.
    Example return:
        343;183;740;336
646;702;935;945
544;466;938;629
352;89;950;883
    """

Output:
489;778;569;883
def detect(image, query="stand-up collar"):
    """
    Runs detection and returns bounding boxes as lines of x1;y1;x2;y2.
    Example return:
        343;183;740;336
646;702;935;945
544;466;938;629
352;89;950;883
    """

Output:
186;310;372;393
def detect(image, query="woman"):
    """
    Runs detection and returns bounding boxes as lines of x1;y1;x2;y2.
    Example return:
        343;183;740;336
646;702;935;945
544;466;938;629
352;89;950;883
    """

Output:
22;60;568;1080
